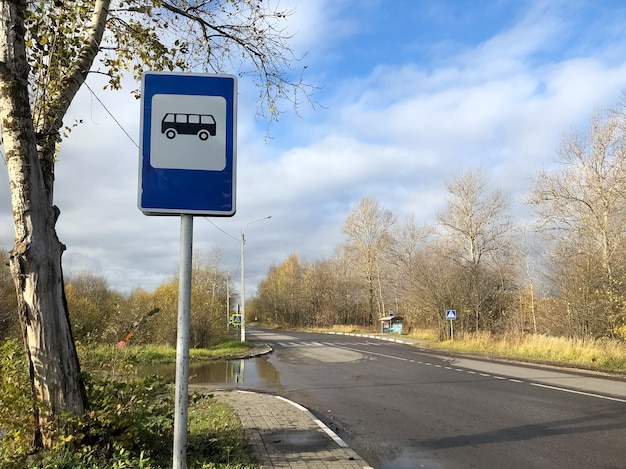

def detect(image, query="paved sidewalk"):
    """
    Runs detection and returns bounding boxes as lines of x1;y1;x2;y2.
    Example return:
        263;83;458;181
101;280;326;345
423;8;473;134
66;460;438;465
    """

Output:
212;390;374;469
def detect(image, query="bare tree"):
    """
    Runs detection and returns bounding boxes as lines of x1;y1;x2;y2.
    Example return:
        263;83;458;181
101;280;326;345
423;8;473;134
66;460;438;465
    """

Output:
529;108;626;281
343;197;397;324
388;214;433;326
437;169;514;331
528;105;626;336
0;0;312;448
408;238;465;338
438;169;512;266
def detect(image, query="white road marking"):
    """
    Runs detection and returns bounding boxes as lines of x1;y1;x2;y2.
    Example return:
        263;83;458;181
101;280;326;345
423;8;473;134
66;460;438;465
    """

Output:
530;383;626;403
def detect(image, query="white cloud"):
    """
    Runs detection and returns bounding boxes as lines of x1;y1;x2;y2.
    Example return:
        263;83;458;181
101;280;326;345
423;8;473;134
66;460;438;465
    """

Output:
3;1;626;297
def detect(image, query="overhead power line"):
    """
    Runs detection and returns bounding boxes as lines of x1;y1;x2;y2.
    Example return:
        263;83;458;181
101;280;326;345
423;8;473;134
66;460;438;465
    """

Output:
83;81;139;149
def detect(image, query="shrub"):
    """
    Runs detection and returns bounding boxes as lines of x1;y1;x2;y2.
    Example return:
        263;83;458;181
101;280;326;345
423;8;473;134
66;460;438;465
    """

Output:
53;374;175;465
0;351;175;469
0;339;36;464
1;340;256;468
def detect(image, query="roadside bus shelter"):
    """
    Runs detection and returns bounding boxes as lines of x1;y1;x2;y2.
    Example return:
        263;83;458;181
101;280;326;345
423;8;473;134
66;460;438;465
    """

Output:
380;315;403;334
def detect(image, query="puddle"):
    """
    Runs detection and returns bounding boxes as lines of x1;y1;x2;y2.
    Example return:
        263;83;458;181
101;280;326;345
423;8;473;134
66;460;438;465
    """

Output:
137;355;281;387
359;443;444;469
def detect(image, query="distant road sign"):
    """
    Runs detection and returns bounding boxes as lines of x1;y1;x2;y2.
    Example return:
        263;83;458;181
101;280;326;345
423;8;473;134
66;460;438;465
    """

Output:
231;314;242;325
446;310;457;320
139;72;237;216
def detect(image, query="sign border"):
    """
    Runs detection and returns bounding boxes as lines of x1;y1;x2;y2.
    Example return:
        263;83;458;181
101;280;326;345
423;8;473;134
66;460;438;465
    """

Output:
138;71;237;216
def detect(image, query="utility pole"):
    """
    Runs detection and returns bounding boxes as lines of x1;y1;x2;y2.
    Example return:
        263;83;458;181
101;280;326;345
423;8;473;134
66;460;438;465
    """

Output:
240;216;271;341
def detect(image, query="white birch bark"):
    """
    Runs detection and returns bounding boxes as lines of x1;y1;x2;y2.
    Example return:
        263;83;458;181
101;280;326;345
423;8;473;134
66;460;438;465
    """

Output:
0;0;109;448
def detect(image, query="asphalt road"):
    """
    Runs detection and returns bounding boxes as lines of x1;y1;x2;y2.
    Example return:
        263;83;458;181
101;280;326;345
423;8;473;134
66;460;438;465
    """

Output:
244;328;626;469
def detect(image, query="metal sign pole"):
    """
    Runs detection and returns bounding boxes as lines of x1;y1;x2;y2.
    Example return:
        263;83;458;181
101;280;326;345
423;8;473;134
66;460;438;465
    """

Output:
240;231;246;341
450;319;454;341
226;273;230;331
173;214;193;469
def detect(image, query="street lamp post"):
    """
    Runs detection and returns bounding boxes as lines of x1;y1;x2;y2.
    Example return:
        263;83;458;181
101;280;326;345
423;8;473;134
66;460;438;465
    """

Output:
241;216;271;341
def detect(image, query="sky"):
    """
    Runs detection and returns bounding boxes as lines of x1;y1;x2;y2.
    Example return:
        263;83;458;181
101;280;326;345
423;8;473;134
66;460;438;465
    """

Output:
3;0;626;299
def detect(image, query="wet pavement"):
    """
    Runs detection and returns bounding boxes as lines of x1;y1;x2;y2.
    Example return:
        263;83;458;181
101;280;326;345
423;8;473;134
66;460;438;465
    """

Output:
182;335;429;468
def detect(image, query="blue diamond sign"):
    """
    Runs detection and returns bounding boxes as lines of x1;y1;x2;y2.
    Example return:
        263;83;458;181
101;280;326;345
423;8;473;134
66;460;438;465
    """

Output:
138;72;237;216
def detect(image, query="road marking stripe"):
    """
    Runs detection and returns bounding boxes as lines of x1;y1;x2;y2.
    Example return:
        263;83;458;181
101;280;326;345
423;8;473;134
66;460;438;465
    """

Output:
530;383;626;402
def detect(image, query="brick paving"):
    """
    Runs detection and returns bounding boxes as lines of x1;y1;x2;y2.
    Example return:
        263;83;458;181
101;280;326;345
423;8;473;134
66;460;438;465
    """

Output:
212;390;374;469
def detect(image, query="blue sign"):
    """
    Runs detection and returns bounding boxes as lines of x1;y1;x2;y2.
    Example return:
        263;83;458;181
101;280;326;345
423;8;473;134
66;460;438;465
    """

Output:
446;309;457;320
231;314;242;325
139;72;237;216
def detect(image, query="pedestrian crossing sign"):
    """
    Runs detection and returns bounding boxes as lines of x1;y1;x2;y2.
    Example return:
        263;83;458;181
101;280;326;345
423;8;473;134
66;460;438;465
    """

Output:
446;310;457;320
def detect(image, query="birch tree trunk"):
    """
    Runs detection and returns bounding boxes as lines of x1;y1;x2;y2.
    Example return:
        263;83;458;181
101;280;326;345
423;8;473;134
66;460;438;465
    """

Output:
0;0;109;448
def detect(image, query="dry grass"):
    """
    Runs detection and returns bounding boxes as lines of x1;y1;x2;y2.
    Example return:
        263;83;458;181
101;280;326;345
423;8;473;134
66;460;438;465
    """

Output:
405;328;440;342
300;325;626;374
306;325;374;334
430;332;626;373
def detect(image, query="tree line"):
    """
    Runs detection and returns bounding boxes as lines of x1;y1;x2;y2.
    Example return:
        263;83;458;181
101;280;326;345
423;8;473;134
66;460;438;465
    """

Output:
250;102;626;341
0;249;234;347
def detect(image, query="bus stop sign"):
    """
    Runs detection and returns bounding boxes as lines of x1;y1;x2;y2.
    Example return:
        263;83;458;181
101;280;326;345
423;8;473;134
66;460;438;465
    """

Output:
138;72;237;216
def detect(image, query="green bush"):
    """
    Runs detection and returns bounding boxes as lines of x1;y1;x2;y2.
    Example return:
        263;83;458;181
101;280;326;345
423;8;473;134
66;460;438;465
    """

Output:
0;343;174;469
0;339;36;464
51;374;174;466
1;340;257;468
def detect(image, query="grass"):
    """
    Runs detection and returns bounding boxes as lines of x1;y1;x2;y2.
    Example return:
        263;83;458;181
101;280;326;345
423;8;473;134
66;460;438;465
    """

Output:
414;331;626;373
80;340;253;366
306;324;379;334
187;393;257;468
